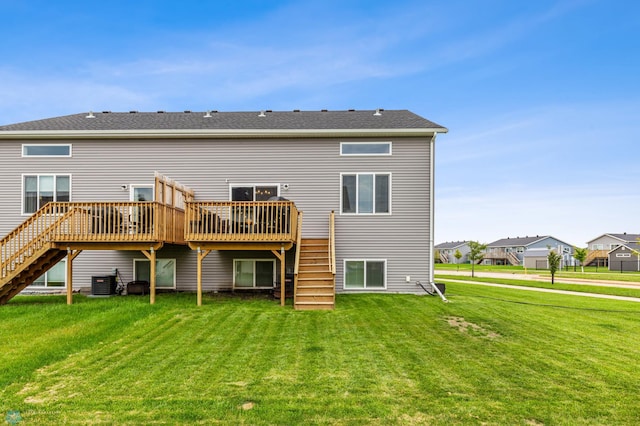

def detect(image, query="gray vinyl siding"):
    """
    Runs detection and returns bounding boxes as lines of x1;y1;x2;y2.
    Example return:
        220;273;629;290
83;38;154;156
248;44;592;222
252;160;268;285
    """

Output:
1;135;432;294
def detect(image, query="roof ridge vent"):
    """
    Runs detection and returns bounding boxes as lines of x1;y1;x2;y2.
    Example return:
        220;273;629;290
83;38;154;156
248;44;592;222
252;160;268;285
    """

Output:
184;110;191;113
129;110;138;113
85;111;95;119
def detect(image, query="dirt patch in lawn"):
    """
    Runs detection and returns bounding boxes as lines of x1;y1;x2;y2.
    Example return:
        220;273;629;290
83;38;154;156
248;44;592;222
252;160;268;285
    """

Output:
445;316;500;339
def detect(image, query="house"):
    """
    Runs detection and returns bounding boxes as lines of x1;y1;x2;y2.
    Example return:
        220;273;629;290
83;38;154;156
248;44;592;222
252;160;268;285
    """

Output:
608;243;640;272
0;109;447;309
434;241;470;264
584;233;640;267
483;236;573;267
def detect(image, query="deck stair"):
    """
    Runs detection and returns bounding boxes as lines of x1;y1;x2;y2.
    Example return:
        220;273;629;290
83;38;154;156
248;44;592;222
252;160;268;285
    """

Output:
584;250;608;267
294;238;335;310
507;251;520;266
0;205;76;304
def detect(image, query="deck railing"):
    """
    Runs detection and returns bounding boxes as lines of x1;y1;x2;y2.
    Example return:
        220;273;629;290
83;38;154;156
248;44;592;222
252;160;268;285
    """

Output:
45;202;185;245
185;201;299;243
1;201;185;276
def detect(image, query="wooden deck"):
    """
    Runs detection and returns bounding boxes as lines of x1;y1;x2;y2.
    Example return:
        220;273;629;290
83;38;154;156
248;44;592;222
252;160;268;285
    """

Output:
185;201;299;250
1;195;308;307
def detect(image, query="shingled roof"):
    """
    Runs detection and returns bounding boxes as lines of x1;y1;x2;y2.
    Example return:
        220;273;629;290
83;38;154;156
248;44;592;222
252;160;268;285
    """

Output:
0;109;446;132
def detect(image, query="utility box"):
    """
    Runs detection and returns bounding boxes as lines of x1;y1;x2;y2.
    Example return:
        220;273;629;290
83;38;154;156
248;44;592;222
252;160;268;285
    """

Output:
91;275;117;295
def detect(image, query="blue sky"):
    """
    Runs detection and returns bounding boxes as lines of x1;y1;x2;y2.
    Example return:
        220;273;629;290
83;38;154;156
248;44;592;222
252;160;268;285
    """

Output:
1;0;638;246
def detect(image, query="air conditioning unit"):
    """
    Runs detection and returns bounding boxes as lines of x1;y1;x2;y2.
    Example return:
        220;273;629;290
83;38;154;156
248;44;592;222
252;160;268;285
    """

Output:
91;276;117;296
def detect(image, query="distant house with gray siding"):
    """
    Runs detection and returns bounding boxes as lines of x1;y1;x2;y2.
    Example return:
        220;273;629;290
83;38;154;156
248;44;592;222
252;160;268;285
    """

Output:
0;110;447;308
484;235;574;267
608;243;640;272
434;241;470;264
584;233;640;267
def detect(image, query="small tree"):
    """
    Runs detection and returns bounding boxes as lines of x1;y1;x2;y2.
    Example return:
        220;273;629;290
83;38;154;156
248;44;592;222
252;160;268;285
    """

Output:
573;247;588;273
548;249;562;284
468;241;487;278
454;249;462;271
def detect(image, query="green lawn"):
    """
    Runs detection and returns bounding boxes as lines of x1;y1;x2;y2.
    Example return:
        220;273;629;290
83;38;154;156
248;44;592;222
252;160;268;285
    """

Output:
2;289;639;425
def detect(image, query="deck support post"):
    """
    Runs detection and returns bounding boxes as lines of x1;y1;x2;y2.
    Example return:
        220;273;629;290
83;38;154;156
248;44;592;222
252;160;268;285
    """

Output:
196;247;211;306
272;245;286;306
66;248;81;305
142;247;157;304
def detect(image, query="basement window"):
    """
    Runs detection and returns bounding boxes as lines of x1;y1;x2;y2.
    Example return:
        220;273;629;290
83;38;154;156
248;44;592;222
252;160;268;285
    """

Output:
30;260;66;288
344;260;386;289
234;259;275;289
134;259;176;289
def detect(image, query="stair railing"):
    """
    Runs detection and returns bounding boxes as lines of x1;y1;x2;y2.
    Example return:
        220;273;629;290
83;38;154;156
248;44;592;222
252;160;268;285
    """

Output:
293;211;304;302
329;211;336;276
1;203;74;281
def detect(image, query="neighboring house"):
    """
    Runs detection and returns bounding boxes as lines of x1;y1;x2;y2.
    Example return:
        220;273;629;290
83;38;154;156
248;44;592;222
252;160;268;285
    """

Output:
0;109;447;309
608;243;640;272
584;233;640;267
483;236;574;267
434;241;470;264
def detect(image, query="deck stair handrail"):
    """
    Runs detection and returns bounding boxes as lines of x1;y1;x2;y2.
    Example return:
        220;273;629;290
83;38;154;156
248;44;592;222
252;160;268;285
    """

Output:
1;203;79;282
439;252;449;264
329;211;336;275
293;211;304;301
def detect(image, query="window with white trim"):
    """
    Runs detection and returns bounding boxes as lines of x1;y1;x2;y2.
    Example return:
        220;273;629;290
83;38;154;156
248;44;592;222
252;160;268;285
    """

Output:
134;259;176;289
341;173;390;214
341;142;391;156
22;144;72;157
234;259;275;288
344;260;386;289
23;174;70;214
31;259;66;288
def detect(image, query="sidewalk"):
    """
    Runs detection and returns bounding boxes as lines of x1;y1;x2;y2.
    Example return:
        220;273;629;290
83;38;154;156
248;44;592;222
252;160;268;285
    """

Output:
436;271;640;303
435;270;640;289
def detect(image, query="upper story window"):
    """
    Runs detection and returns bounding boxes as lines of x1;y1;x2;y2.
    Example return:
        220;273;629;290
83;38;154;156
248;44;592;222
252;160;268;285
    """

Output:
341;173;390;214
340;142;391;156
22;144;72;157
23;174;70;214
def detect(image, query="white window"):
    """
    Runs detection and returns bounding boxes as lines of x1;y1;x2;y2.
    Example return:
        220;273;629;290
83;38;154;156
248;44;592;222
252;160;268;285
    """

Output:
341;173;390;214
344;260;386;289
610;244;621;250
31;260;66;288
22;174;71;214
341;142;391;156
616;253;631;258
22;144;72;157
134;259;176;289
234;259;275;288
592;244;604;250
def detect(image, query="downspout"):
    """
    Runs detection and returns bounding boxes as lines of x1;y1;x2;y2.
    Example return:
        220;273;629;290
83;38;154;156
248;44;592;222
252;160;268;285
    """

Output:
428;132;448;303
428;133;437;288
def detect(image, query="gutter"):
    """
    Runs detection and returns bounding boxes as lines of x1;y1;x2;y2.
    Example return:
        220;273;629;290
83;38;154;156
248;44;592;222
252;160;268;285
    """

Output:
0;127;448;140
